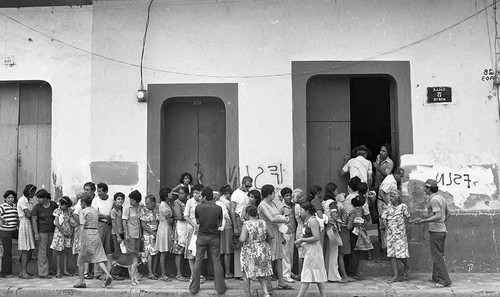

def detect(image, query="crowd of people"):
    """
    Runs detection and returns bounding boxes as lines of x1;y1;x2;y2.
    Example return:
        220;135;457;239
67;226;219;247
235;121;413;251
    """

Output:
0;144;452;295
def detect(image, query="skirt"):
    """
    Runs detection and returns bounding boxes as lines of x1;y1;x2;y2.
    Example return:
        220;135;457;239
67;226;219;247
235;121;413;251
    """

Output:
301;240;327;283
171;221;188;255
77;229;108;266
18;218;35;251
184;227;195;259
220;225;234;255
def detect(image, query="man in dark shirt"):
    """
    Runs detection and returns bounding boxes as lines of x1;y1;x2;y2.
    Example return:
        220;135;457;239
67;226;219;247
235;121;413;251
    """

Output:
189;187;227;295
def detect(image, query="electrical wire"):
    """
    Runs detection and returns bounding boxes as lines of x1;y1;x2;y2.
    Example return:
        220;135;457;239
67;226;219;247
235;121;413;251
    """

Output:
140;0;155;89
0;0;499;79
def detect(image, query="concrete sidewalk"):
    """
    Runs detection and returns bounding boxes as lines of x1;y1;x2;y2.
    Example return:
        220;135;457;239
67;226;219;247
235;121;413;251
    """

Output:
0;273;499;297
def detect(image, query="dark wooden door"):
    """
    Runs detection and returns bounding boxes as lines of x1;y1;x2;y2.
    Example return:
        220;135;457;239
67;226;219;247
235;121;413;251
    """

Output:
307;76;351;192
162;98;226;190
0;83;51;197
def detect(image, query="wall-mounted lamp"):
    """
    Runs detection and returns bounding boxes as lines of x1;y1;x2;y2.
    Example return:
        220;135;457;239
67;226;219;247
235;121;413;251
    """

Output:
137;89;147;102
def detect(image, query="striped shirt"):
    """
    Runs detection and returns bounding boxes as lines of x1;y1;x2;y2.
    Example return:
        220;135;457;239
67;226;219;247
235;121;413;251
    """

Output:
0;203;19;231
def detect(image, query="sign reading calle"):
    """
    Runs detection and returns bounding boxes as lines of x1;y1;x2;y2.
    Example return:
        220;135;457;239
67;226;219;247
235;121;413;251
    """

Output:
427;87;452;103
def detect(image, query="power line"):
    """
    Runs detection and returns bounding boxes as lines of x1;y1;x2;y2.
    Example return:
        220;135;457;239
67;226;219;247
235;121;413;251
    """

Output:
0;0;498;79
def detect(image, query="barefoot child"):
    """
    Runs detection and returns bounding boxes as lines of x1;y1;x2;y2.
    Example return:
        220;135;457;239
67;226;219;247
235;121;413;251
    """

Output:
51;196;73;277
381;190;410;283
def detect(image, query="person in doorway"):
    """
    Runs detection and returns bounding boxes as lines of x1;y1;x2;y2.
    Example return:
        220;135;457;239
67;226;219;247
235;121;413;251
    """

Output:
239;205;273;297
258;184;292;290
341;145;373;186
373;143;394;190
17;184;37;279
31;189;58;278
73;192;113;288
295;202;327;297
378;167;405;257
0;190;19;278
189;187;227;295
413;179;452;288
230;176;253;280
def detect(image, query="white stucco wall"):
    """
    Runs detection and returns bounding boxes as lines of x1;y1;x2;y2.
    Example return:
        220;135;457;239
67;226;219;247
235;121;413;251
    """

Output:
0;6;93;196
1;0;499;202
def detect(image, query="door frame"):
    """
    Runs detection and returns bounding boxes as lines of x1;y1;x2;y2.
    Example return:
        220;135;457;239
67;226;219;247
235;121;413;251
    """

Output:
147;84;238;196
292;61;413;190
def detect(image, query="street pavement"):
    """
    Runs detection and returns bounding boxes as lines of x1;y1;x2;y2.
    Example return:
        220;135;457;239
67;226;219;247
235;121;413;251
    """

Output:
0;273;499;297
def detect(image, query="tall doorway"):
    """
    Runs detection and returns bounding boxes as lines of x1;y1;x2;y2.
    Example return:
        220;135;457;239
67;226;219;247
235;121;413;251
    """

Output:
161;97;226;189
306;75;393;192
0;82;52;197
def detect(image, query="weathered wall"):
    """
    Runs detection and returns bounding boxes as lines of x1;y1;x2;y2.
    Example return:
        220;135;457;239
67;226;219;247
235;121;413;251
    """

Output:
0;6;93;197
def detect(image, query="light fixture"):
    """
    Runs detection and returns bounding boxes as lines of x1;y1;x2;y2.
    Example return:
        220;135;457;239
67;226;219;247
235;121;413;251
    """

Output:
137;89;147;102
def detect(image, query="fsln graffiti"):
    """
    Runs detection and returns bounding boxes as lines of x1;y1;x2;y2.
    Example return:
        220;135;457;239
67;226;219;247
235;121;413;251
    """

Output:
227;163;285;190
435;173;472;188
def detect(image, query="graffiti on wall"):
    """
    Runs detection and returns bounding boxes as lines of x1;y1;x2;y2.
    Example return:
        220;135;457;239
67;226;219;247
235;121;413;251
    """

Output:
227;163;286;190
407;165;498;210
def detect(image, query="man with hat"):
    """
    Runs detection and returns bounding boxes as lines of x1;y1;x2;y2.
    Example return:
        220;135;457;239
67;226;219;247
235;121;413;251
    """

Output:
414;179;452;288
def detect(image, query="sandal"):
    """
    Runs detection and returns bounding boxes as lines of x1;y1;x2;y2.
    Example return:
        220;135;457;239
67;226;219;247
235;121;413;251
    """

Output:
176;275;188;282
102;276;112;287
159;276;172;282
148;275;158;280
83;273;93;280
19;273;33;279
403;270;410;280
387;277;400;284
55;274;62;279
277;284;294;290
73;282;86;288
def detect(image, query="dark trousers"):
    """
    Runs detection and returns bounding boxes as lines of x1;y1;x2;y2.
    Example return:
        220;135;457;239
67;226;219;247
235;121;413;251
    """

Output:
189;235;227;295
429;232;452;286
0;230;14;275
347;232;360;276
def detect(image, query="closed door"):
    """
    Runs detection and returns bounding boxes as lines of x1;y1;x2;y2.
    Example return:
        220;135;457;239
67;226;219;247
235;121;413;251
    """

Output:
161;97;226;189
0;83;52;196
307;76;350;192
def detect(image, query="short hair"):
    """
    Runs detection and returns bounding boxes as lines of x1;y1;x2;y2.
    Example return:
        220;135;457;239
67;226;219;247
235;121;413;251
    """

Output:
201;187;214;201
390;190;403;203
113;192;125;200
159;188;171;202
300;201;316;214
35;189;51;200
179;186;189;195
97;182;108;193
394;167;405;176
381;143;392;157
81;192;93;206
179;173;193;184
429;186;438;193
280;187;292;197
145;194;156;203
324;183;338;198
358;182;368;196
3;190;17;203
261;184;275;198
23;184;37;198
248;190;262;206
245;205;258;218
308;185;322;201
83;182;96;192
242;176;253;184
348;176;361;192
59;196;72;207
219;184;233;196
351;195;366;208
292;188;303;201
129;190;142;203
192;184;204;192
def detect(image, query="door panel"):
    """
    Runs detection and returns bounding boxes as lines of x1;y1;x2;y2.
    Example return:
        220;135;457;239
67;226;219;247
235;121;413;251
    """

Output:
0;84;20;194
162;101;198;188
197;100;226;189
306;76;350;122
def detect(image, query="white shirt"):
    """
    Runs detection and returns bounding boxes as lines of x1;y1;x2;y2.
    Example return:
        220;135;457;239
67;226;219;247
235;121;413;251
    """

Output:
342;156;373;183
231;188;248;216
379;174;397;195
91;196;114;216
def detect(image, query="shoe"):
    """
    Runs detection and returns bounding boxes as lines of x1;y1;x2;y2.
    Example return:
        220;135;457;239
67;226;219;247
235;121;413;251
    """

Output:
270;274;277;281
277;284;293;290
19;273;33;279
0;274;13;278
112;274;125;281
176;275;188;282
148;275;158;280
73;283;87;288
102;276;112;287
283;276;295;283
224;273;233;279
159;276;172;282
39;275;52;279
83;273;93;280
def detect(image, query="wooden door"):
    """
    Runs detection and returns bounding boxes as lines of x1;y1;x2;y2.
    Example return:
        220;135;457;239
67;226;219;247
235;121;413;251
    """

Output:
0;82;51;196
161;97;226;190
307;76;351;192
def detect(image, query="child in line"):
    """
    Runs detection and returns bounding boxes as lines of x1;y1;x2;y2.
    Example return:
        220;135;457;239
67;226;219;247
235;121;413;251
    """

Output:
140;195;160;280
51;196;73;278
110;192;125;254
382;190;410;283
239;205;273;297
348;195;374;253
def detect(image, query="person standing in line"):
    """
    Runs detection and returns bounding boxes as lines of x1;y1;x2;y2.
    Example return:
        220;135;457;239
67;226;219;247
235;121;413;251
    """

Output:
123;190;143;254
189;187;227;295
31;189;58;278
78;182;96;280
413;179;452;288
50;196;73;278
322;183;343;283
184;184;204;282
280;187;296;284
0;190;19;278
230;176;253;280
295;202;327;297
341;145;373;186
17;184;37;279
292;189;306;280
378;168;405;257
382;190;410;283
239;205;273;297
171;186;189;282
140;195;160;280
218;185;234;279
156;188;174;282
